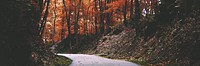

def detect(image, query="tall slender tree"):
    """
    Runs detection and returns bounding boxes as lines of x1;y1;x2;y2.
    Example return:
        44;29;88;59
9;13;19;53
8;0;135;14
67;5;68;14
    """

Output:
99;0;104;34
39;0;50;36
123;0;128;27
63;0;72;50
94;0;98;34
135;0;141;37
61;0;65;40
130;0;134;21
106;0;111;33
74;0;82;48
52;0;57;44
135;0;140;21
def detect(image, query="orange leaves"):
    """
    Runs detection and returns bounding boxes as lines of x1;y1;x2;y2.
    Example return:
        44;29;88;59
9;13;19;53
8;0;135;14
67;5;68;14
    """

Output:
104;0;125;13
42;0;65;43
78;19;84;35
83;0;90;5
53;34;60;42
66;0;70;4
42;0;138;44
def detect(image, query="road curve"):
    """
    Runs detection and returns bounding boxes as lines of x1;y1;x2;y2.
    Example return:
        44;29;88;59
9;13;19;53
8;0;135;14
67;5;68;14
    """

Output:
57;53;139;66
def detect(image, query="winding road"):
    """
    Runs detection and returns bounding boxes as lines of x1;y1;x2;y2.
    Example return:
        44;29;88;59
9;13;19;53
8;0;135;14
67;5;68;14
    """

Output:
57;53;139;66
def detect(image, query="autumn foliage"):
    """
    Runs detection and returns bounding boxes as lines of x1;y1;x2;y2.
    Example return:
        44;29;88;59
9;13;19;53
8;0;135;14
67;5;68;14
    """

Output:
40;0;159;43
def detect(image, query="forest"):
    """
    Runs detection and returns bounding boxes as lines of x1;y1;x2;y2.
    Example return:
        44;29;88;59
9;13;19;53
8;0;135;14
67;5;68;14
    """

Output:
0;0;200;66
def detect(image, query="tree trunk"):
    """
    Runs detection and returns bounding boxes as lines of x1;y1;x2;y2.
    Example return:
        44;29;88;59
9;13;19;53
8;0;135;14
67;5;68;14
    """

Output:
94;0;98;34
99;0;104;34
63;0;72;51
135;0;141;37
106;0;111;34
74;0;82;49
52;0;57;43
61;0;65;40
135;0;140;21
123;0;128;27
130;0;134;21
39;0;50;36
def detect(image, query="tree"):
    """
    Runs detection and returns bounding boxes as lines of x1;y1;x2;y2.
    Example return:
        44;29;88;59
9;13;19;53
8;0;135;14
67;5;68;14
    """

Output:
74;0;82;48
0;0;44;65
130;0;134;21
135;0;140;21
99;0;105;34
52;0;57;44
135;0;141;37
39;0;50;36
63;0;73;51
123;0;128;27
105;0;112;33
94;0;98;34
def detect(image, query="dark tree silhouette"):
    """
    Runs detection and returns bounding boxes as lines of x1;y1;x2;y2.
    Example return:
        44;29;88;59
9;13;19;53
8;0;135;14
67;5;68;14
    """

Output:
99;0;105;34
0;0;38;65
123;0;128;27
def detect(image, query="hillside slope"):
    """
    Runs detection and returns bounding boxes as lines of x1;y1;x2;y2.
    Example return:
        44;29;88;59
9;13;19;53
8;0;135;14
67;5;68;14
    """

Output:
79;10;200;65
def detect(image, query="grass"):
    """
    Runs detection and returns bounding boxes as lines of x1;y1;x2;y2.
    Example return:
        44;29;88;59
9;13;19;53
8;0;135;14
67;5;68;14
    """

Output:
52;55;72;66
